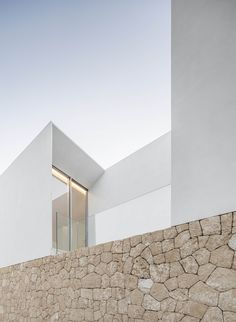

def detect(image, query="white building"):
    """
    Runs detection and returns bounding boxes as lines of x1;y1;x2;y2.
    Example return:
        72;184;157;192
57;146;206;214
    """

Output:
0;122;171;267
0;0;236;268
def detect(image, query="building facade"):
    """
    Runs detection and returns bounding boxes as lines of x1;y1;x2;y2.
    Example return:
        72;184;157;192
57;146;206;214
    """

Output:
0;0;236;268
0;123;171;267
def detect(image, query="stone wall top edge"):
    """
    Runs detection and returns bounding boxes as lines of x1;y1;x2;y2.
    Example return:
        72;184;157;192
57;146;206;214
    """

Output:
0;211;234;273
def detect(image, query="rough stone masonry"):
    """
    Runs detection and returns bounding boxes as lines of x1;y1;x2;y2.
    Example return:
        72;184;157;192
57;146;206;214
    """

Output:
0;212;236;321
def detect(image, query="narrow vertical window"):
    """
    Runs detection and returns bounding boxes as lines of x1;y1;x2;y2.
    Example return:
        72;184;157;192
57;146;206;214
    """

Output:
52;168;70;252
71;180;87;250
52;167;87;253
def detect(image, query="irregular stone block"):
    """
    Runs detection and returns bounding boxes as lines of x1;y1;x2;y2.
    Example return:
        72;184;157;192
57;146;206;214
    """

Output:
221;213;232;234
178;273;199;289
170;261;184;277
112;287;125;300
69;309;85;321
101;252;113;264
143;310;160;322
165;249;181;263
150;283;169;301
162;312;183;322
164;277;178;291
130;289;143;305
142;294;160;311
84;308;93;321
95;262;106;275
130;243;146;258
228;234;236;250
106;261;117;276
189;221;202;237
210;245;234;268
198;236;209;248
206;267;236;291
123;238;131;253
205;234;228;251
123;257;133;274
130;235;142;247
189;281;218;306
164;227;177;239
180;256;198;274
138;278;153;293
200;216;221;235
110;272;125;288
107;299;118;314
142;232;153;246
151;230;163;242
141;247;153;264
132;257;149;278
170;289;189;301
81;273;101;288
201;307;223;322
176;223;189;233
193;248;210;265
153;254;165;265
149;242;162;256
180;238;199;258
175;231;191;248
162;239;174;252
118;297;129;314
160;297;176;312
177;300;207;319
101;274;110;288
93;288;112;300
219;289;236;312
128;304;145;318
104;314;113;322
150;264;169;283
124;274;138;290
198;263;215;282
224;312;236;322
161;297;176;312
111;240;123;253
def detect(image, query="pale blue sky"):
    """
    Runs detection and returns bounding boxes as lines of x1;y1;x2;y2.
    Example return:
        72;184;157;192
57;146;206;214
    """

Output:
0;0;170;173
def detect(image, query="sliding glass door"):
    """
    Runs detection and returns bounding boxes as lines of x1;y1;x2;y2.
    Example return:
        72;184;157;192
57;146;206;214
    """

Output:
52;168;70;251
71;180;87;249
52;168;87;253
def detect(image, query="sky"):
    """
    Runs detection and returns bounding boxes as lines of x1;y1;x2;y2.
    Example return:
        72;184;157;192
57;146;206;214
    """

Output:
0;0;170;173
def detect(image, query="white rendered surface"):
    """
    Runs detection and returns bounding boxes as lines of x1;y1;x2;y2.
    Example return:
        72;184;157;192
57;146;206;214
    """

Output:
0;122;170;265
93;185;171;245
88;132;171;215
0;124;52;267
172;0;236;225
52;124;104;189
88;133;171;244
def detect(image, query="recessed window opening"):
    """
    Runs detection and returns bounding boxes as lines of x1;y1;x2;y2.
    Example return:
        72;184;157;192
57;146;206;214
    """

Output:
52;167;87;253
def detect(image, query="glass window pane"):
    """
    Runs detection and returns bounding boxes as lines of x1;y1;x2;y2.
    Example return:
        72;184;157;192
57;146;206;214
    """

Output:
52;169;70;252
71;181;87;250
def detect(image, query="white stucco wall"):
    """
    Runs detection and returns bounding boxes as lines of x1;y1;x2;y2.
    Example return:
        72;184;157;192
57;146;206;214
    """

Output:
172;0;236;225
91;185;171;245
0;124;52;267
52;124;104;189
0;122;171;261
88;132;171;244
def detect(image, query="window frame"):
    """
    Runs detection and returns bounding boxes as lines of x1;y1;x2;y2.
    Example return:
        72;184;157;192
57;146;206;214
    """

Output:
52;166;88;252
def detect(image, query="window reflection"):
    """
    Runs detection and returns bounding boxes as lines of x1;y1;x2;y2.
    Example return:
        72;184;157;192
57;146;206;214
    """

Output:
52;168;87;253
71;180;87;250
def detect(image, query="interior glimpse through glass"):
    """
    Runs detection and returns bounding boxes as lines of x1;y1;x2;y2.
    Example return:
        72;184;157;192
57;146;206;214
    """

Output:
71;180;87;250
52;168;87;253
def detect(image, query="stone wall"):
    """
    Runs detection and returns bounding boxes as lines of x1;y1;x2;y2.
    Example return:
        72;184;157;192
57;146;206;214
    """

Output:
0;213;236;322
